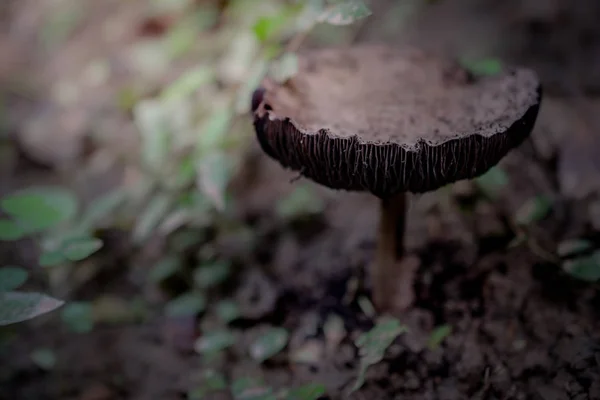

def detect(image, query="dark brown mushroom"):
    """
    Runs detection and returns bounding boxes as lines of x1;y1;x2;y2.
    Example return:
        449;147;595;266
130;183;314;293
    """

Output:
251;45;542;313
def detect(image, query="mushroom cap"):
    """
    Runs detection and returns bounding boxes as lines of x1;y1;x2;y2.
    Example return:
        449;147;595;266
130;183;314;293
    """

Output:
252;45;542;198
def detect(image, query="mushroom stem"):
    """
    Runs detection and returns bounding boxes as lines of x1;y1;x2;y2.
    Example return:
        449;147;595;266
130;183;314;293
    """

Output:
373;192;409;311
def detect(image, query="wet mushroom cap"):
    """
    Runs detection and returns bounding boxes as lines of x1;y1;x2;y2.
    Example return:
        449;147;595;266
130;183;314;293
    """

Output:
252;45;542;197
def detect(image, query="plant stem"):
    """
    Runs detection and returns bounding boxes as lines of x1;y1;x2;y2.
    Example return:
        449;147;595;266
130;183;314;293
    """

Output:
372;192;408;311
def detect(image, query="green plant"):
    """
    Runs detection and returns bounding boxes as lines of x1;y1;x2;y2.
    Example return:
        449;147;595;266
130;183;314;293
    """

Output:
0;187;104;326
351;317;407;393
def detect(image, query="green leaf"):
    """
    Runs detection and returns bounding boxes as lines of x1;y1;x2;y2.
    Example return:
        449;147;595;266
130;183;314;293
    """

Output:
318;0;372;25
197;109;233;152
0;291;64;326
475;167;509;199
357;296;376;318
1;187;78;233
427;324;452;350
557;239;593;257
39;249;67;267
133;99;172;170
77;189;127;231
31;348;57;370
234;59;268;114
0;219;25;241
194;261;231;289
164;16;199;59
60;301;94;333
194;329;236;355
515;196;552;225
173;153;197;189
351;317;407;393
269;52;299;84
161;65;214;101
62;237;103;261
187;369;227;399
563;251;600;282
249;326;289;363
165;292;206;317
0;266;29;292
253;15;287;43
215;299;241;324
276;185;324;219
197;151;232;211
296;0;325;30
287;383;326;400
231;378;276;400
149;255;181;283
461;57;503;76
133;193;173;243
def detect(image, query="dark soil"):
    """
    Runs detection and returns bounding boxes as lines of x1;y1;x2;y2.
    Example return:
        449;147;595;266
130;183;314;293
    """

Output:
2;0;600;399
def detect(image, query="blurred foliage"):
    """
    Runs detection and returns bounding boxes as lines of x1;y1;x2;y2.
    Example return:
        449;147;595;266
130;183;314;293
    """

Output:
351;317;407;393
4;0;599;396
427;324;452;350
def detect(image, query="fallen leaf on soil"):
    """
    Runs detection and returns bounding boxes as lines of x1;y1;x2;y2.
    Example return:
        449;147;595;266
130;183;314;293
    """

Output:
0;291;64;326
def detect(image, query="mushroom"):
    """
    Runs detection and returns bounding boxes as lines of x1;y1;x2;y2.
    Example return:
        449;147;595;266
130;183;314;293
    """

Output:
251;45;542;313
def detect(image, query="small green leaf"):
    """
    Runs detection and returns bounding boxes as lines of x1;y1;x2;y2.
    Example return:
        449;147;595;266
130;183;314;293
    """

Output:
149;256;181;283
165;292;206;317
287;383;326;400
215;299;240;324
231;377;276;400
0;266;29;292
276;185;324;219
194;261;231;289
31;348;57;370
235;59;268;114
60;301;94;333
357;296;376;318
461;57;503;76
202;369;227;391
427;324;452;350
563;251;600;282
1;187;78;233
318;0;372;25
296;0;325;30
351;317;407;393
161;65;214;101
269;52;299;83
78;189;127;231
187;369;227;399
253;16;286;43
62;237;103;261
515;196;552;225
39;249;67;267
557;239;593;257
197;108;233;152
133;193;173;243
197;151;232;211
0;219;25;241
249;326;289;363
475;167;509;199
0;292;64;326
194;330;236;355
133;99;172;170
173;153;197;189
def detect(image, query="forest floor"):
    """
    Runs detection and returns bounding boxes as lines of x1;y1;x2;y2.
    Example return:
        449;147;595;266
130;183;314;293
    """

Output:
1;0;600;399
